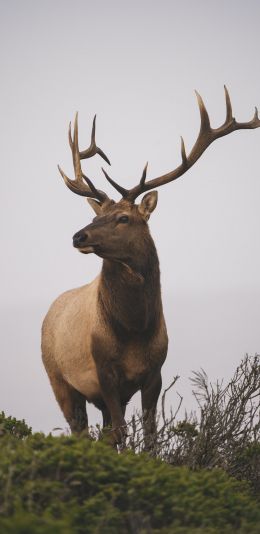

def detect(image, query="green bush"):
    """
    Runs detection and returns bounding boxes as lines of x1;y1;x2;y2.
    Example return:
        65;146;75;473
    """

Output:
233;442;260;494
0;354;259;533
0;432;259;533
0;412;32;439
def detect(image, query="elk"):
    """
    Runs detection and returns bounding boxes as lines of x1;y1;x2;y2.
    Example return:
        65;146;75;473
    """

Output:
42;87;260;448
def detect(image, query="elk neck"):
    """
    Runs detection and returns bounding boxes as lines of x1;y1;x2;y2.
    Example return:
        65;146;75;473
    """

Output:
98;235;162;336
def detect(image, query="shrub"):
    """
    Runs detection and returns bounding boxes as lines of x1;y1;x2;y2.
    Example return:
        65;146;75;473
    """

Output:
0;355;259;532
0;433;259;533
126;354;260;495
0;412;32;439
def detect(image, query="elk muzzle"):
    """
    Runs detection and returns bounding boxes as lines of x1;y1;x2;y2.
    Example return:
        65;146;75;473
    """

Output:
73;229;95;254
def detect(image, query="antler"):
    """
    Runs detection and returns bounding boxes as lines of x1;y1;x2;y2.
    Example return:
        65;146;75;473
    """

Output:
58;114;110;202
114;86;260;202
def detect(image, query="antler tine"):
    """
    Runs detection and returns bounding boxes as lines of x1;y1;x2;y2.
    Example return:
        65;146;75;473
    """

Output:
224;85;233;123
99;162;150;202
91;113;96;144
68;121;73;150
180;137;188;167
79;115;111;166
72;113;81;180
58;165;97;198
58;113;109;203
124;86;260;202
82;172;105;200
101;168;128;197
195;91;211;132
140;162;148;187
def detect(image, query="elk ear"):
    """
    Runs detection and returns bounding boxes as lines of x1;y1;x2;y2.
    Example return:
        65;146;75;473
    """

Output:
138;191;158;221
87;198;102;215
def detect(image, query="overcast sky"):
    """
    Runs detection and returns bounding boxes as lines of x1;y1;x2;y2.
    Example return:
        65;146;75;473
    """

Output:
1;0;259;433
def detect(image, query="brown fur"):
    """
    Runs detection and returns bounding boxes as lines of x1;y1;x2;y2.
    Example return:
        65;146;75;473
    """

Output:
42;196;168;447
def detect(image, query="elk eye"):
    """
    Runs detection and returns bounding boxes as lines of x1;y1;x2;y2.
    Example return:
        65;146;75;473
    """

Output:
118;215;129;224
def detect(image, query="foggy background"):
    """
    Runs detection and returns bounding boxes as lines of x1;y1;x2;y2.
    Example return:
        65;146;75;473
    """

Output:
1;0;259;433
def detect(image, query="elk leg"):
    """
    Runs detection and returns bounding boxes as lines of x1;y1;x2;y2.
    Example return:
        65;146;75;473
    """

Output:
48;372;88;434
141;371;162;451
102;404;127;450
92;335;127;446
98;365;127;446
102;407;112;428
102;403;126;428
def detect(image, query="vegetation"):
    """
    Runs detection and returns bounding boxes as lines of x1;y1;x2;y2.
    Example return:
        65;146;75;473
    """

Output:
0;412;32;440
0;355;259;533
125;354;260;494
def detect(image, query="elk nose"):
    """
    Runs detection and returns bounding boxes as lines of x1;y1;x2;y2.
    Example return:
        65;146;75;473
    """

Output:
73;231;88;248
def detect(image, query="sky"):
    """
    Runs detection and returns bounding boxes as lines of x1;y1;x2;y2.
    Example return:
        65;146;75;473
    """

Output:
1;0;259;433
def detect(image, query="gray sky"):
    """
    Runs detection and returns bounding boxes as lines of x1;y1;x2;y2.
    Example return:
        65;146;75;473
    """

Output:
1;0;259;433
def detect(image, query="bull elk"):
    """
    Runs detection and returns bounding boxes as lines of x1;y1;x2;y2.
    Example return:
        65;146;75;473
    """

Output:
42;87;260;448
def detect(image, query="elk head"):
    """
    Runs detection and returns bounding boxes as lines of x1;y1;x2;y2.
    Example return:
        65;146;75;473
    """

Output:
58;87;260;264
